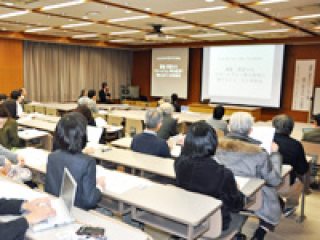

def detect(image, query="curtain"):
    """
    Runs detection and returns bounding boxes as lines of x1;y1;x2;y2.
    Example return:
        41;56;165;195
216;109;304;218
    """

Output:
24;41;132;102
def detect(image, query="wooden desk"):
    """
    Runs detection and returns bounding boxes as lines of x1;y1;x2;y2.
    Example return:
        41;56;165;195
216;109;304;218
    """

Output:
111;137;132;149
16;148;222;240
188;103;262;121
0;177;151;240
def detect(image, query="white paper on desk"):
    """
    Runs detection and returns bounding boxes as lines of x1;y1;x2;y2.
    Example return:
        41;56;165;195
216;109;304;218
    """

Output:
235;176;250;190
87;126;103;144
18;129;48;138
0;180;46;200
96;166;153;194
106;125;123;133
17;115;33;124
249;126;275;154
15;148;48;168
171;145;181;157
95;117;107;128
98;110;108;115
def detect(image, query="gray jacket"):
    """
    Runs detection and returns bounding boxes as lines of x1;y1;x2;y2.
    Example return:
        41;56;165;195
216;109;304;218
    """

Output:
215;133;282;226
206;118;228;135
0;145;18;166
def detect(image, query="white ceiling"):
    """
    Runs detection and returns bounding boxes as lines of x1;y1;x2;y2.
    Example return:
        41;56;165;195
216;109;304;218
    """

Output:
0;0;318;47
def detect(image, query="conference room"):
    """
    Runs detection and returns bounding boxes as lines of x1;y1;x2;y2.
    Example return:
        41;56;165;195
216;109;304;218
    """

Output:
0;0;319;240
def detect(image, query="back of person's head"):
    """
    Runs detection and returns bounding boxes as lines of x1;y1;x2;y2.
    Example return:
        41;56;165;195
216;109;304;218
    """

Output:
181;121;218;159
229;112;254;136
53;112;87;154
79;89;87;98
10;90;21;100
314;114;320;127
159;102;174;116
88;89;96;99
213;105;225;120
0;104;11;118
272;114;294;135
2;100;17;118
145;109;162;129
101;82;108;89
74;105;95;126
171;93;178;103
0;94;7;102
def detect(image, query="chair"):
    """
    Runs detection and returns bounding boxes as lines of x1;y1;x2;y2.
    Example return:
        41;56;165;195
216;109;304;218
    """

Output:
34;105;46;114
24;104;34;113
46;107;58;116
107;115;123;126
125;118;143;137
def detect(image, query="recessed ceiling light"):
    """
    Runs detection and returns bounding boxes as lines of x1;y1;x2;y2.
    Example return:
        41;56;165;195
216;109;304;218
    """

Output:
108;15;150;23
237;10;244;14
256;0;289;5
162;25;194;31
290;13;320;20
0;10;30;19
214;19;265;27
4;2;14;6
25;27;52;33
205;0;215;2
245;28;290;34
82;16;89;19
1;27;7;31
263;7;270;11
145;8;151;11
72;33;98;39
109;39;134;43
125;10;132;14
109;30;140;35
190;33;226;38
42;0;86;11
170;6;227;15
61;22;93;28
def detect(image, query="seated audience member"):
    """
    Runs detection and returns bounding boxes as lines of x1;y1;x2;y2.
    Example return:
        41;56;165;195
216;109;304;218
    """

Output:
74;105;106;144
157;103;178;140
0;94;7;103
3;100;18;119
45;112;104;210
19;88;30;105
79;89;87;99
78;89;98;113
0;144;24;167
302;113;320;143
10;90;24;118
272;114;309;216
207;105;228;134
0;198;56;240
131;109;171;158
0;104;21;149
175;121;245;237
216;112;282;240
99;82;111;103
171;93;181;112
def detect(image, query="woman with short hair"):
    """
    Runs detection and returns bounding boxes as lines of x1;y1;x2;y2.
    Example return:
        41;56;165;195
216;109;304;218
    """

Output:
174;121;245;237
45;112;104;210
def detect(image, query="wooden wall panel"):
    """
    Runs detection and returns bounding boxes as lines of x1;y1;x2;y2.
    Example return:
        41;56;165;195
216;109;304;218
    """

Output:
132;44;320;122
0;39;23;95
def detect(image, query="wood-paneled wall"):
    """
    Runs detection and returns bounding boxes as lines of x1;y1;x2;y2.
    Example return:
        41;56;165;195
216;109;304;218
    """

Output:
132;44;320;122
0;39;23;95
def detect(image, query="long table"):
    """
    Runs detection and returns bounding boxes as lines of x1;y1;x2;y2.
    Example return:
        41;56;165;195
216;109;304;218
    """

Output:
16;148;223;240
0;176;151;240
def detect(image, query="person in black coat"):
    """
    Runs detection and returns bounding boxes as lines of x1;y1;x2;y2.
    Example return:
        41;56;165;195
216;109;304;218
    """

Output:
0;198;55;240
99;82;111;103
272;114;309;213
171;93;181;113
174;121;245;236
45;112;105;210
157;103;178;140
131;109;171;158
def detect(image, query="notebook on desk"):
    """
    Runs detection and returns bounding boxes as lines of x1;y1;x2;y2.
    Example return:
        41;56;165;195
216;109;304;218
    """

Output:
32;168;77;232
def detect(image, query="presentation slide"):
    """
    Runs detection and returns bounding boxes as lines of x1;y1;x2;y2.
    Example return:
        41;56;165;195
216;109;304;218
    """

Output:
151;48;189;99
202;45;285;107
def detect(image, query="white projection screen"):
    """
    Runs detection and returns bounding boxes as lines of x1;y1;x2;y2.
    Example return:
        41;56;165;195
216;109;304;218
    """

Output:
151;48;189;99
202;45;285;107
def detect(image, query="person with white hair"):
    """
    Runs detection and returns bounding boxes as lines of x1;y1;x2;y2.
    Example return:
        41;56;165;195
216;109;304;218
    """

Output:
157;102;178;140
216;112;282;240
130;109;171;158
